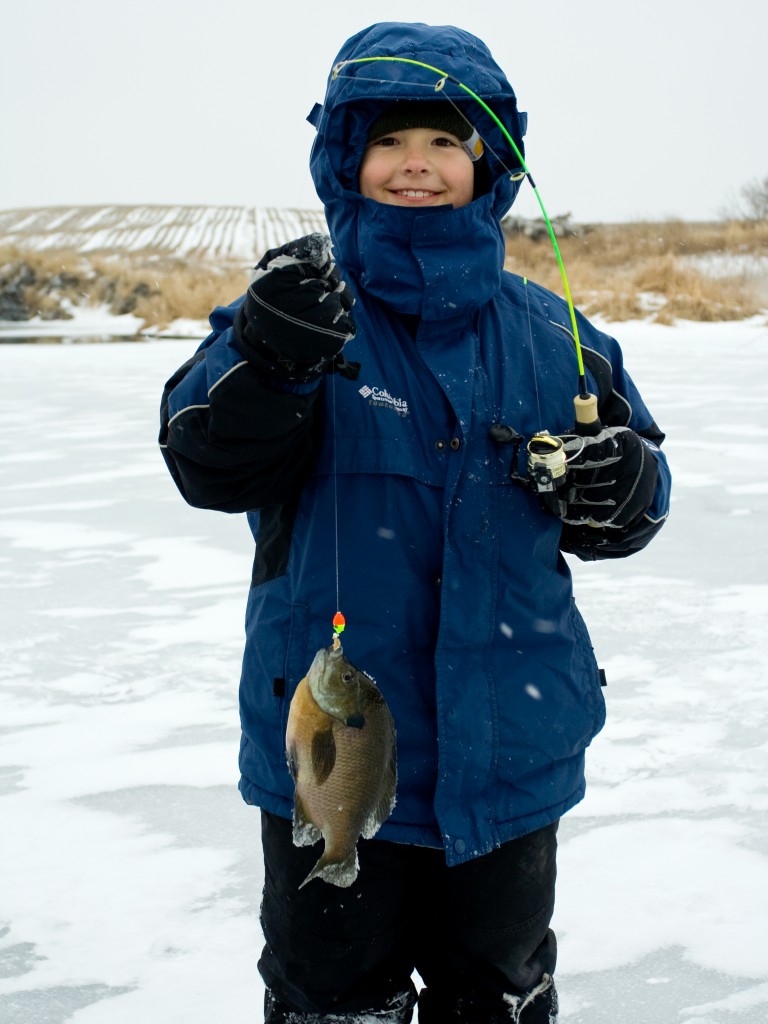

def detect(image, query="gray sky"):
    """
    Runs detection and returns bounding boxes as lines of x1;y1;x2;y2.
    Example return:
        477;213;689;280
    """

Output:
1;0;764;223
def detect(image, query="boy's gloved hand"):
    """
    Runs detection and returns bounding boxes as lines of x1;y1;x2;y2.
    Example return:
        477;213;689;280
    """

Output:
237;233;356;381
559;426;659;528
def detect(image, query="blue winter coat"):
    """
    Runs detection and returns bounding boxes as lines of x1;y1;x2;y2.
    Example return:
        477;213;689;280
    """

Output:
160;23;671;866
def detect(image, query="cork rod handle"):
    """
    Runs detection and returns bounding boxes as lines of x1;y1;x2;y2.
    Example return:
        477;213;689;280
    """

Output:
573;393;601;436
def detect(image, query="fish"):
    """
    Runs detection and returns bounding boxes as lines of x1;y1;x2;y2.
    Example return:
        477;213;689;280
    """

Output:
285;640;397;888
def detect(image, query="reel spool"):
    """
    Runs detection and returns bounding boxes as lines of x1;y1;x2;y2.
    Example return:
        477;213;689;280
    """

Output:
527;433;567;515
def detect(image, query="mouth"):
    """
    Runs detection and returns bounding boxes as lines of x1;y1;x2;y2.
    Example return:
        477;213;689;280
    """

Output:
391;189;442;201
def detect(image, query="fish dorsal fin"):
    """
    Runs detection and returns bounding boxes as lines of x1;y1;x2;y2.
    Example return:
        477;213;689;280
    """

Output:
363;685;386;710
361;746;397;839
311;728;336;785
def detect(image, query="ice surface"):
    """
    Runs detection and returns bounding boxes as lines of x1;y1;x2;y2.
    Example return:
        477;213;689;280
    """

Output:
1;318;768;1022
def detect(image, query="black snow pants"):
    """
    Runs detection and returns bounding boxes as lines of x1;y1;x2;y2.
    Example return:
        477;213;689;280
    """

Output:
258;811;559;1023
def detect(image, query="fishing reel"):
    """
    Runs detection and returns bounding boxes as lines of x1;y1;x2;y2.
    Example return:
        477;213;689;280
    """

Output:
489;424;570;516
489;393;600;517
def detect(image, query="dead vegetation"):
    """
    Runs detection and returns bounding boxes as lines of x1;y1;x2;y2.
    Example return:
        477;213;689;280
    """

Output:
503;218;768;323
88;254;250;328
1;218;766;332
0;247;250;330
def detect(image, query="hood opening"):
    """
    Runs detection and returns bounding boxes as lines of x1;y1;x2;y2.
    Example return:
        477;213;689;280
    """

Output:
308;23;527;222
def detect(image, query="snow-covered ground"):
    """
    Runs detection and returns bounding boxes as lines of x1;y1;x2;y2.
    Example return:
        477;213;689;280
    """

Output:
1;316;767;1023
0;205;328;263
0;304;207;343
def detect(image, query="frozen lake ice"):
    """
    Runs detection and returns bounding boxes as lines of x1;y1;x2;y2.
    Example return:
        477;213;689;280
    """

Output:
1;318;767;1022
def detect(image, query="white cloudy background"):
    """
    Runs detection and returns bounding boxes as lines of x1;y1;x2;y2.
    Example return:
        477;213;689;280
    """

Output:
1;0;766;223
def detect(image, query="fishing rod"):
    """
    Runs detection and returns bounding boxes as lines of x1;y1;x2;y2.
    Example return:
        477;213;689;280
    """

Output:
328;54;602;630
332;55;600;434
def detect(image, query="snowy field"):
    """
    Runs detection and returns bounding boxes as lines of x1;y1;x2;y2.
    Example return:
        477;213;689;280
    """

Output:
1;318;768;1023
0;205;327;263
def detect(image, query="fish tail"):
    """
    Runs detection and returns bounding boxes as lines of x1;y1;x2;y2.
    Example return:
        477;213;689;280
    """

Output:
299;847;359;889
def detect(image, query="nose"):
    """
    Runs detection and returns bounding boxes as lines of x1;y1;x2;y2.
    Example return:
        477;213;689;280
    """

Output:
400;143;431;173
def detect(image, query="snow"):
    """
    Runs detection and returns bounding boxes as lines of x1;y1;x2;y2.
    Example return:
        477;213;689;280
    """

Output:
2;317;768;1023
0;205;328;263
0;303;207;342
684;251;768;282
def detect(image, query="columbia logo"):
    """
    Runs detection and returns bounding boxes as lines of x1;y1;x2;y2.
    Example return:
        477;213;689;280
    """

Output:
357;383;410;418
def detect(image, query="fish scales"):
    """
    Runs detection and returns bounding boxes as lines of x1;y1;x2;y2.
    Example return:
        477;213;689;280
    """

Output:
286;642;397;888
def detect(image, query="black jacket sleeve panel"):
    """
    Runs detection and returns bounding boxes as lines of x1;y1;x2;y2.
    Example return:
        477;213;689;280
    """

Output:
159;333;323;514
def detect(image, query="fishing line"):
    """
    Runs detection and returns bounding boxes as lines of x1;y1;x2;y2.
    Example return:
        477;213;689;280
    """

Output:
519;267;543;432
330;369;346;645
435;86;544;430
332;56;590;398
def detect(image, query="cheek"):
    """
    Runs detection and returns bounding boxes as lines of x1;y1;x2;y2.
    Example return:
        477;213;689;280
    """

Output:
358;152;387;197
450;165;476;207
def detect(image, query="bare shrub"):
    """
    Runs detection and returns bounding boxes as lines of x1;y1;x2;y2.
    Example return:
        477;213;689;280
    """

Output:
720;175;768;222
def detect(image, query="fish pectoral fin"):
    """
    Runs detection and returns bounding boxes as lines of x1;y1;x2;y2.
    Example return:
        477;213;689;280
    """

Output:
311;727;337;785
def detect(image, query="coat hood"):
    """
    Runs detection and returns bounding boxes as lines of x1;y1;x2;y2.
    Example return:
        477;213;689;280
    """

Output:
307;23;528;319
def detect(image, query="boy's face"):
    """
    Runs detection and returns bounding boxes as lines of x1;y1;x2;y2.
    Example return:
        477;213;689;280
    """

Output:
359;127;475;209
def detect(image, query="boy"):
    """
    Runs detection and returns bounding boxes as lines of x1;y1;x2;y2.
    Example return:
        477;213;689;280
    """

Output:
160;21;671;1024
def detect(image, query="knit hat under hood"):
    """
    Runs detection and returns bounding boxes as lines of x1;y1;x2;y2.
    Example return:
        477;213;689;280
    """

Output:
367;100;485;161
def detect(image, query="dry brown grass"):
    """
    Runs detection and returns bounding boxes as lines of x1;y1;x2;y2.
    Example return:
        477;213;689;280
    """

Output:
0;246;250;330
88;254;250;328
2;219;766;330
504;219;768;322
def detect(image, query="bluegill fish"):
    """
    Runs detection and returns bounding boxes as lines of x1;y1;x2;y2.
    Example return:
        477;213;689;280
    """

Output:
285;641;396;888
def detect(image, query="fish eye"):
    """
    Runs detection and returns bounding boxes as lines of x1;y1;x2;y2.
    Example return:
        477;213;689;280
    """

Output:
342;671;354;683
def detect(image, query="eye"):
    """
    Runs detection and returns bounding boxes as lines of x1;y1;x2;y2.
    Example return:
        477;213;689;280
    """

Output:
370;135;398;147
342;671;354;683
433;135;460;148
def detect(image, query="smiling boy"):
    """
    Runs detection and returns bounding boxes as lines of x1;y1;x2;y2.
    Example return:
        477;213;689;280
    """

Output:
160;21;671;1024
360;103;480;208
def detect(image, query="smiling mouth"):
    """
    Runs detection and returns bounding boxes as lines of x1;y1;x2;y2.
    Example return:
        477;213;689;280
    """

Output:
393;189;440;199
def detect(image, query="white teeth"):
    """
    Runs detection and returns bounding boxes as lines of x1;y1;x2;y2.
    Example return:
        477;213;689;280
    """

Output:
397;190;435;198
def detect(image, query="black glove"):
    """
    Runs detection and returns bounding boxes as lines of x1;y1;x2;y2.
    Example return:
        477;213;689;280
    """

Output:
236;233;356;382
559;426;659;528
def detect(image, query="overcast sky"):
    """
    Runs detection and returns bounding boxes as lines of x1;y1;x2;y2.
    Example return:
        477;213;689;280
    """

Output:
1;0;764;223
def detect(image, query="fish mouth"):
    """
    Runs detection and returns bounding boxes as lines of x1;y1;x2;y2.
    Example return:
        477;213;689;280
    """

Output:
307;644;365;724
310;644;340;674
